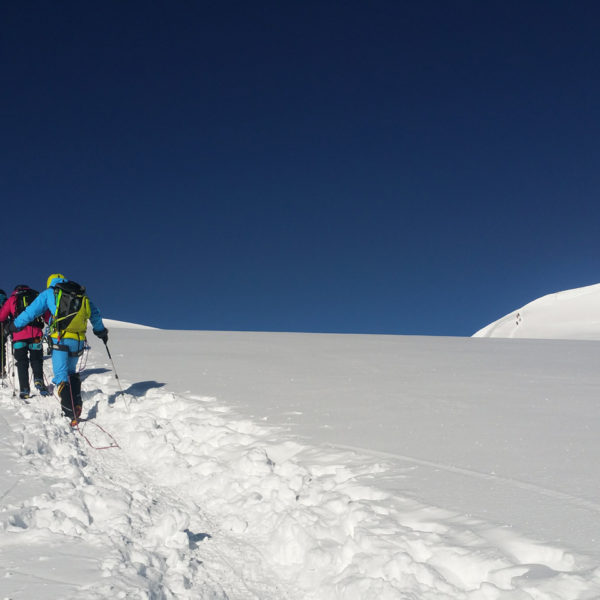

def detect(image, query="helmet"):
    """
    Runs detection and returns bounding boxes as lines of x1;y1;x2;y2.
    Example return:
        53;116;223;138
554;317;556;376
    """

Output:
47;273;65;288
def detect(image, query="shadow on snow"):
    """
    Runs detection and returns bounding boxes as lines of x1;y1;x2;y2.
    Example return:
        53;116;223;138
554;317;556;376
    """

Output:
83;380;166;419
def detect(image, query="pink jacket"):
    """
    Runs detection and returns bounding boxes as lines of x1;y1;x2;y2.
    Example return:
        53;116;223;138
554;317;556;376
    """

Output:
0;293;46;342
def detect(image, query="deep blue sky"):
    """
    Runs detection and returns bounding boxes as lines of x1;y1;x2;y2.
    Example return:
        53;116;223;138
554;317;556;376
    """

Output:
2;1;599;335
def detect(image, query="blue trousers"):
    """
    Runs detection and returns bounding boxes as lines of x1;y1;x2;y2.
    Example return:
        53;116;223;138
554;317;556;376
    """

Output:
52;338;85;385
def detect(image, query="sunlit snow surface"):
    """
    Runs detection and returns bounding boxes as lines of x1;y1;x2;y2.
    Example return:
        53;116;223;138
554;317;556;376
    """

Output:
1;314;600;598
474;282;600;340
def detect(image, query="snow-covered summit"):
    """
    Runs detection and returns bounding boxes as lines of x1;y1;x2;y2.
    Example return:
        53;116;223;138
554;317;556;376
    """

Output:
473;282;600;340
103;318;158;330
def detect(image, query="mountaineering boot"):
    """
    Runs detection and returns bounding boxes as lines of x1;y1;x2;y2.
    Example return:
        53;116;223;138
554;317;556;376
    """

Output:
19;389;31;400
70;404;82;428
34;379;50;396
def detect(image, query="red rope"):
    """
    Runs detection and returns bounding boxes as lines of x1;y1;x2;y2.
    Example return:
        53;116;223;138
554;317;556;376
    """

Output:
46;368;120;450
68;382;120;450
41;343;119;450
71;418;120;450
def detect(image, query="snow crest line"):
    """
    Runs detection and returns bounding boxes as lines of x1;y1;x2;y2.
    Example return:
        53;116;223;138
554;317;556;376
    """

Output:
327;443;600;513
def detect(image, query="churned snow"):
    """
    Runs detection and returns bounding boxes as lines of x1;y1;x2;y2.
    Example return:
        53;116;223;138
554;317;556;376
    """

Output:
1;293;600;599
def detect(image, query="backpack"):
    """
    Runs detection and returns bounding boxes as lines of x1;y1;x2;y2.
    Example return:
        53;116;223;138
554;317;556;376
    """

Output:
50;280;91;338
14;285;44;330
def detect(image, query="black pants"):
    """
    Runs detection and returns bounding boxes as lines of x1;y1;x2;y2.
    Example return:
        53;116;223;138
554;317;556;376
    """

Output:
59;373;82;418
13;340;44;392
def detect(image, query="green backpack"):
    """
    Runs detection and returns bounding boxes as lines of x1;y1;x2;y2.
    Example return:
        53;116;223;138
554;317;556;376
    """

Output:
50;281;91;338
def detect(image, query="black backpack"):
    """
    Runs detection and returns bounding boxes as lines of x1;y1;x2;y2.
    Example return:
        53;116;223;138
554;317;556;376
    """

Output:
14;285;44;330
50;280;90;337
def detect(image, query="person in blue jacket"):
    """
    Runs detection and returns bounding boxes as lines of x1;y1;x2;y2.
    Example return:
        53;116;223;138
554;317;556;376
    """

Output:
10;274;108;423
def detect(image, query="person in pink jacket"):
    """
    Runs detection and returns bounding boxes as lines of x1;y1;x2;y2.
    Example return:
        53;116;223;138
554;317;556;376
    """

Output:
0;285;49;399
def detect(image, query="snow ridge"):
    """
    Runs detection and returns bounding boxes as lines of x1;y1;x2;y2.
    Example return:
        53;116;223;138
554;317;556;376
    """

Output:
103;318;158;330
474;282;600;339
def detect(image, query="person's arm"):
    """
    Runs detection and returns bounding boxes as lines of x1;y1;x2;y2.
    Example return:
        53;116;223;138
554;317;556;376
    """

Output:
89;300;108;342
89;300;105;332
0;297;12;323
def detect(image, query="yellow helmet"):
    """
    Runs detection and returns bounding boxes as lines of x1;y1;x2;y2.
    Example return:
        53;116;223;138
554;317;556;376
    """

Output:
47;273;65;288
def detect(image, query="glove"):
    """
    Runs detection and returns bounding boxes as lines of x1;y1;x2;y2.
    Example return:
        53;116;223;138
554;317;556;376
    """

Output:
7;321;19;334
93;328;109;343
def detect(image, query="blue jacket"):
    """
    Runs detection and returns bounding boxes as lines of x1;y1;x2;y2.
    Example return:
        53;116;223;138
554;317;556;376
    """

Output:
14;277;105;336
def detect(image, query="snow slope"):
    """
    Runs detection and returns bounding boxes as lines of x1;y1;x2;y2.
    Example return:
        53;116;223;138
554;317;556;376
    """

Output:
103;318;158;330
473;283;600;339
1;320;600;598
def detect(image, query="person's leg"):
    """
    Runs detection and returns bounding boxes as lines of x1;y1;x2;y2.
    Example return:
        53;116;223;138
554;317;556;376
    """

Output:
69;372;82;410
51;346;69;386
13;342;30;396
28;340;47;394
52;346;73;416
66;342;82;379
57;379;79;419
0;337;6;376
53;339;83;419
67;340;84;416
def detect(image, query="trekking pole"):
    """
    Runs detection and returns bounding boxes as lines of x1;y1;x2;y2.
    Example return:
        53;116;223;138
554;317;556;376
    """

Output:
12;342;17;398
1;323;5;388
8;339;16;398
103;340;120;382
103;340;129;408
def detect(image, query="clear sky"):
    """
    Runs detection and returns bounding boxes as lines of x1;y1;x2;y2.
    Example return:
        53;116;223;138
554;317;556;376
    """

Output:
2;1;599;335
